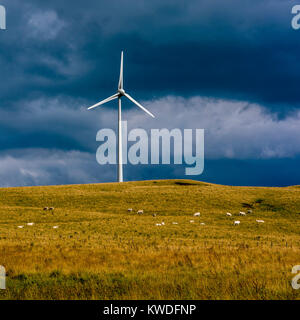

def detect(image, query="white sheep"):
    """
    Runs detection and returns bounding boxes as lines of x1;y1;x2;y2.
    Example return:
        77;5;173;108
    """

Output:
137;210;144;215
190;220;195;223
200;223;206;225
226;212;232;217
156;223;162;226
239;211;246;216
27;223;34;226
256;220;265;223
234;221;240;225
17;226;24;229
248;209;253;214
172;222;178;225
194;212;200;217
53;226;59;229
161;222;165;225
128;208;133;212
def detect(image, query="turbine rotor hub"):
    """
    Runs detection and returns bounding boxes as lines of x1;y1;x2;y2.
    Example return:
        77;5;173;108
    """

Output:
118;89;125;96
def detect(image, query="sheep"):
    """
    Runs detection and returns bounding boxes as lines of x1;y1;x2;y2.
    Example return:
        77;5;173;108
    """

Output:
239;211;246;216
53;226;59;229
226;212;232;217
137;210;144;215
190;220;195;223
256;220;265;223
128;208;133;212
194;212;200;217
247;209;253;214
172;222;178;225
156;223;162;226
27;223;34;226
17;226;24;229
200;223;206;225
43;207;49;211
234;221;240;225
49;207;54;211
152;214;157;217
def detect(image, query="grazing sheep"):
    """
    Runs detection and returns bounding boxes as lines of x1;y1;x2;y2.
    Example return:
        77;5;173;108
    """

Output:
226;212;232;217
248;209;253;214
137;210;144;215
256;220;265;223
128;208;133;212
234;221;240;225
43;207;48;211
152;214;157;217
156;223;162;226
194;212;200;217
239;211;246;216
200;223;206;225
27;223;34;226
190;220;195;223
53;226;59;229
17;226;24;229
172;222;178;225
49;207;54;211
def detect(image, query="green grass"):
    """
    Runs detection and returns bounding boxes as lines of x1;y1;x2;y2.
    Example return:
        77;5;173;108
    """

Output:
0;179;299;299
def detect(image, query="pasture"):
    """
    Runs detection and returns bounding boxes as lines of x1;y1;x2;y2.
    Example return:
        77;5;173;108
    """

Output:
0;179;299;300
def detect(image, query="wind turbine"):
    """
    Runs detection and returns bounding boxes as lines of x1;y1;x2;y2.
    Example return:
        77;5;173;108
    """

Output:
87;51;155;183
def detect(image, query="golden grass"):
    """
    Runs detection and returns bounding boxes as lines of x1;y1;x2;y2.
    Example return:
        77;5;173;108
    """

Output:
0;179;299;299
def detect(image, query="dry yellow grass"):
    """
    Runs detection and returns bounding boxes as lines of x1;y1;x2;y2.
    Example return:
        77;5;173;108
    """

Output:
0;179;299;299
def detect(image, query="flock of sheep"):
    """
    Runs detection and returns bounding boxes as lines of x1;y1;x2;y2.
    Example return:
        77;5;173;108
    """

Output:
15;206;265;230
230;210;265;225
16;207;58;230
128;208;265;227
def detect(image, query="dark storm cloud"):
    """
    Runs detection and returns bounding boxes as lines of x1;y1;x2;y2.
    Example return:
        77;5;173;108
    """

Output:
1;0;299;107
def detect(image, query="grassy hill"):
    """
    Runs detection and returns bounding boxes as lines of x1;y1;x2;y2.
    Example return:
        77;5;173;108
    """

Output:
0;179;299;300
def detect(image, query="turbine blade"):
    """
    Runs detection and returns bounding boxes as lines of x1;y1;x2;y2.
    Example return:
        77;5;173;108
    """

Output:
87;93;119;110
124;93;155;118
118;51;124;90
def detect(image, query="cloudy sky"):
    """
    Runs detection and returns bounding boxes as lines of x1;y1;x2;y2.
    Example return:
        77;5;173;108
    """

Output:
0;0;299;187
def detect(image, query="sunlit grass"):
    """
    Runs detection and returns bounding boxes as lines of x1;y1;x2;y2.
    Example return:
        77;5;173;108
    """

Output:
0;179;299;299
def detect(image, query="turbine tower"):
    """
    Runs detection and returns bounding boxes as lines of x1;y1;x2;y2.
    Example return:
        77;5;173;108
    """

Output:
87;51;155;182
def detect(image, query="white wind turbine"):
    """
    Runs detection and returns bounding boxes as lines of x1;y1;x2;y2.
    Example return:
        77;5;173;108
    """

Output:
87;51;155;182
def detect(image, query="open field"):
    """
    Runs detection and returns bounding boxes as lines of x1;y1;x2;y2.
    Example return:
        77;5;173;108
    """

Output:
0;179;300;300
